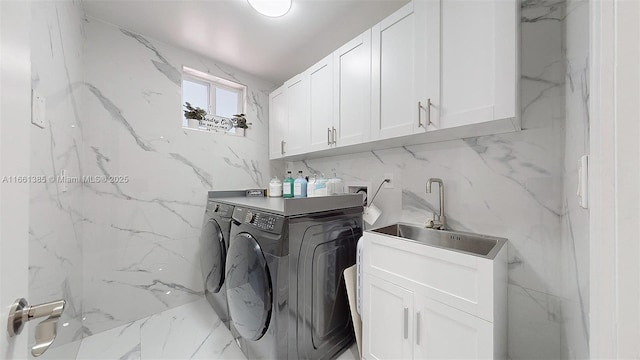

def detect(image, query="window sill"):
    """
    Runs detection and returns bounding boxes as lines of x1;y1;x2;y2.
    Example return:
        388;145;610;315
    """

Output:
182;125;245;137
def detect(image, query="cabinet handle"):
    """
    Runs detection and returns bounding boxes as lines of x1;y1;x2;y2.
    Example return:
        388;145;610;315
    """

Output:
281;140;285;155
327;128;331;145
332;127;337;145
418;99;433;128
403;307;408;339
416;311;421;345
426;98;432;126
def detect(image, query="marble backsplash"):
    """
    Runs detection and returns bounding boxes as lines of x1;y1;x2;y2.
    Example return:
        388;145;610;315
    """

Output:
284;0;589;358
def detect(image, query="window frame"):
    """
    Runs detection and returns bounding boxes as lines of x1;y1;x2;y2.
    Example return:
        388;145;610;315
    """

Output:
181;66;247;128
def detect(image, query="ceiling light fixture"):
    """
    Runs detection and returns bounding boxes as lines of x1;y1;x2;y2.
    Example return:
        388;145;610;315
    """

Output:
247;0;292;18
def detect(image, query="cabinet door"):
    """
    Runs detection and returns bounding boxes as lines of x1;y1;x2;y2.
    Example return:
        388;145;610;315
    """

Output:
307;54;335;152
371;1;439;140
414;296;493;359
363;275;413;360
436;0;517;129
415;0;441;131
333;29;371;147
284;74;309;156
268;85;287;159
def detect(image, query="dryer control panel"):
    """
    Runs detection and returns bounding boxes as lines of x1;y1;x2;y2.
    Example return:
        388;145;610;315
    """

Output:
232;207;284;234
206;201;234;218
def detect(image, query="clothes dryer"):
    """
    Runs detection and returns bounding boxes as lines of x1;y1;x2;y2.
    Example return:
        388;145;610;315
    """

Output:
224;198;362;360
199;196;234;329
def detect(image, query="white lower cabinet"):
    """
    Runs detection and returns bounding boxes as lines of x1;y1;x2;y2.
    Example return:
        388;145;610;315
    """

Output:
362;230;507;359
414;296;493;359
363;275;493;360
363;276;414;360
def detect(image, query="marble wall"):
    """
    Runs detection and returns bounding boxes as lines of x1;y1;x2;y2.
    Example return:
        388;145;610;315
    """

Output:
29;1;85;356
561;0;590;358
285;0;589;358
28;0;589;358
80;17;274;335
30;2;274;353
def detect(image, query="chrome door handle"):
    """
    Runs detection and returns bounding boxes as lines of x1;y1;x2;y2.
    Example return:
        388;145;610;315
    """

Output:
281;140;286;155
7;298;66;357
416;311;421;345
328;128;331;145
418;101;423;127
332;127;337;145
403;307;409;339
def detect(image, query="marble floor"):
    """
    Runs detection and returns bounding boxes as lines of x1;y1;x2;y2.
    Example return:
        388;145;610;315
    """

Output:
41;297;359;360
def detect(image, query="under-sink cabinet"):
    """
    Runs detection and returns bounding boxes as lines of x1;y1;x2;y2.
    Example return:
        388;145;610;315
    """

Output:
361;228;507;359
268;0;519;160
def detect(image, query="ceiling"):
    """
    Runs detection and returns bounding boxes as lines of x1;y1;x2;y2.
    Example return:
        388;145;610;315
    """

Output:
83;0;409;85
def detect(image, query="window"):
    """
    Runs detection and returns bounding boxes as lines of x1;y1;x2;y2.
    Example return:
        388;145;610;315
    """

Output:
181;67;246;128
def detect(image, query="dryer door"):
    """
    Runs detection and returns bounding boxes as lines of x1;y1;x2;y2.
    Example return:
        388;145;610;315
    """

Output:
226;232;272;341
200;219;226;293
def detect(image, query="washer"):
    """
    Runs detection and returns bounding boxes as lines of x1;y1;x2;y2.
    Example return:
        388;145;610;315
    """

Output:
199;196;234;329
223;196;362;360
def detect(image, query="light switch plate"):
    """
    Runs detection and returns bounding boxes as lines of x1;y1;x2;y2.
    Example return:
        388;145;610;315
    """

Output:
31;89;45;128
577;155;589;209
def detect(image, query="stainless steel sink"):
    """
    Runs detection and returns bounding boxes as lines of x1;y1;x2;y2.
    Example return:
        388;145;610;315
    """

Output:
370;223;507;259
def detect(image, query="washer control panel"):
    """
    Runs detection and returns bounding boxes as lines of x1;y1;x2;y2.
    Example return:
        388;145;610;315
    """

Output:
244;210;278;231
232;207;283;234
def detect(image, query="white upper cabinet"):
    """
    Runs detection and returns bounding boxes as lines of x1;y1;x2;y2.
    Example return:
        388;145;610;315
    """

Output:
268;85;286;159
333;29;372;147
371;1;440;140
268;0;518;160
436;0;518;129
307;54;335;152
283;74;309;156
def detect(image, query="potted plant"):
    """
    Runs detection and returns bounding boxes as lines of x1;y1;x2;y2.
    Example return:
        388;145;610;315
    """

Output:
232;113;252;129
183;102;206;129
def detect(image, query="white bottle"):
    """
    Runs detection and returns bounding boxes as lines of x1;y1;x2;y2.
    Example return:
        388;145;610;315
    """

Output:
327;172;344;195
269;176;282;197
314;173;328;196
307;173;317;197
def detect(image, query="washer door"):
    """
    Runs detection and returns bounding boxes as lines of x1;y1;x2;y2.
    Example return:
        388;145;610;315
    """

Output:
199;219;226;293
226;232;272;341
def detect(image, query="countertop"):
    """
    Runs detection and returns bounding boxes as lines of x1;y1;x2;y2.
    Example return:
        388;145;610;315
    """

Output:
208;191;363;216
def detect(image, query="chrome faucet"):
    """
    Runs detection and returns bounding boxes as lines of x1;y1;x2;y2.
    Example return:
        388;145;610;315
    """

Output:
425;178;446;230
